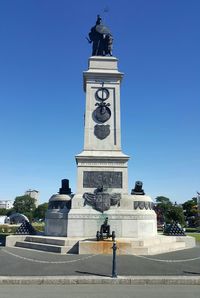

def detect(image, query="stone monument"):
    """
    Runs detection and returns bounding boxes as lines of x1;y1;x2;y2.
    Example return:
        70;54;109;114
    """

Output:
66;15;157;238
6;16;195;255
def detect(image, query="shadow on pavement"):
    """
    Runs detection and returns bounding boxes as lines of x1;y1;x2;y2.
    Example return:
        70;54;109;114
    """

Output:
75;271;110;277
183;271;200;275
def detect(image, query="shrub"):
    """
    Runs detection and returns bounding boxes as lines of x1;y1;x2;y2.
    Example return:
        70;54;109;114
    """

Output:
0;225;18;234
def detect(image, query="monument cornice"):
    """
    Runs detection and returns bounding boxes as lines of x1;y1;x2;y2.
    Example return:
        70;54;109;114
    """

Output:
68;213;156;220
75;153;130;165
83;72;123;92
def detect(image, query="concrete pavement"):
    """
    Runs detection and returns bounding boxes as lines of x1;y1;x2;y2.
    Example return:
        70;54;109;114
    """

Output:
1;284;200;298
0;245;200;284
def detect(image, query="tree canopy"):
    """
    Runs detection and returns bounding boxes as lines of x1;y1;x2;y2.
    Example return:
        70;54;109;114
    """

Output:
154;196;185;226
13;195;36;220
155;196;171;204
166;205;185;226
34;203;48;220
182;197;198;227
0;208;7;216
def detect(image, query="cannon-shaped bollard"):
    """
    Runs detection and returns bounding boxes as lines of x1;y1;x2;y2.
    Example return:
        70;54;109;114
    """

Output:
112;238;117;278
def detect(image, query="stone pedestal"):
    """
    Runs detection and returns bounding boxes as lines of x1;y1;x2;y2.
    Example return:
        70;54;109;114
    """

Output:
74;56;129;200
67;195;157;238
45;209;68;237
67;56;157;239
45;56;157;241
45;194;71;237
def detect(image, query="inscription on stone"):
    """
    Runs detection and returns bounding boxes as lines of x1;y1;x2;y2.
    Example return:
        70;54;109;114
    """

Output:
83;171;122;188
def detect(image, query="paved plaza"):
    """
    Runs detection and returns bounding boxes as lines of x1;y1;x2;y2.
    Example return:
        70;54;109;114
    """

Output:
0;245;200;279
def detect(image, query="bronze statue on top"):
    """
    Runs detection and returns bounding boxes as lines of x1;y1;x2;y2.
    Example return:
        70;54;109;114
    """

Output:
87;15;113;56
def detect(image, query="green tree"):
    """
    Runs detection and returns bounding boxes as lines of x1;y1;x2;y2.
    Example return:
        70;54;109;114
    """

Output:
156;196;171;204
154;196;172;224
182;197;198;227
34;203;48;220
154;196;185;226
13;195;36;221
166;205;185;226
182;198;197;217
0;208;7;216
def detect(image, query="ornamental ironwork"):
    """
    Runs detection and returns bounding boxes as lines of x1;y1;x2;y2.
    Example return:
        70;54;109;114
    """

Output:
83;186;121;213
93;101;111;123
134;201;154;210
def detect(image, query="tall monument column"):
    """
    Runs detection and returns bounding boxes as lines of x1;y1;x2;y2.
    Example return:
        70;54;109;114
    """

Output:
66;15;157;238
74;56;129;200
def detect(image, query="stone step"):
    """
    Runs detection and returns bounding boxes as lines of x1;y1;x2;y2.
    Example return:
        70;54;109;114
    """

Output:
15;240;78;254
129;241;186;255
7;235;194;255
24;235;79;247
148;241;186;254
130;236;178;247
79;238;186;255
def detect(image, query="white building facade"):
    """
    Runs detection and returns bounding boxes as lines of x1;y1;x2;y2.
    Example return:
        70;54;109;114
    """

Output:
25;190;39;207
0;200;13;209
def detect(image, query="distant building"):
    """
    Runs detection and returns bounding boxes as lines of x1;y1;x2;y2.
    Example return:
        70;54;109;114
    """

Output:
25;190;39;207
0;200;13;209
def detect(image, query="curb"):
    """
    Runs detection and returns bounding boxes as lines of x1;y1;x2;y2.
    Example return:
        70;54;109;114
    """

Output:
0;276;200;285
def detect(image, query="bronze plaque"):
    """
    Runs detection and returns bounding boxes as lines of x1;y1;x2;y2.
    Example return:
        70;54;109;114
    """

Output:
94;124;110;140
83;171;122;188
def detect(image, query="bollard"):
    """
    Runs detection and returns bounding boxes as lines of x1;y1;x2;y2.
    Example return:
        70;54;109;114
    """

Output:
112;240;117;278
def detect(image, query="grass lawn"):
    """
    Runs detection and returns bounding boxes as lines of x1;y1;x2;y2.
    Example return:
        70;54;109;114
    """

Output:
187;233;200;242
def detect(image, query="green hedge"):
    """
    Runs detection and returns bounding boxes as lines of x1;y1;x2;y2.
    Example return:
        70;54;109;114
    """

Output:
0;225;18;234
187;233;200;242
32;223;44;232
0;223;44;234
185;228;199;233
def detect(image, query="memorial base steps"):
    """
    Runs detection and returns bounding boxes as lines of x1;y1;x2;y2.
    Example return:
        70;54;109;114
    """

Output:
8;236;81;254
78;236;188;255
6;234;195;255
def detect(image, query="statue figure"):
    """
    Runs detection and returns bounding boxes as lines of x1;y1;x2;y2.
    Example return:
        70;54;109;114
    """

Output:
100;217;110;237
87;15;113;56
96;217;116;241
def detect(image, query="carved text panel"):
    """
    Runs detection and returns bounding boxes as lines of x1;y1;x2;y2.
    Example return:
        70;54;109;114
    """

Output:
83;171;122;188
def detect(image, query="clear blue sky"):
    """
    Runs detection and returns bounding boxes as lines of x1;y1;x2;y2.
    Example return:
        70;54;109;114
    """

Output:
0;0;199;204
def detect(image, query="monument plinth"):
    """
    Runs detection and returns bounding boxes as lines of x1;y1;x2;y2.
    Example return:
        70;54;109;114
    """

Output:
66;55;157;239
74;56;129;199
